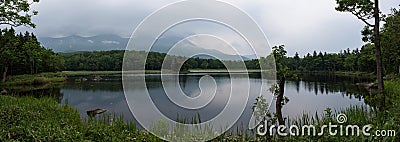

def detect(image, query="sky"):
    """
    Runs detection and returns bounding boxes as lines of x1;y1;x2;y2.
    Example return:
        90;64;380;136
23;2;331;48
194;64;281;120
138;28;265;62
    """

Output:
15;0;400;56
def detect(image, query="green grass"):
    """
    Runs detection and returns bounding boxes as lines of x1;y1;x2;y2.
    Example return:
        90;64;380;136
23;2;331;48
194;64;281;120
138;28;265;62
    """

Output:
1;72;66;86
62;70;166;76
292;70;376;78
62;70;122;76
0;70;164;87
0;95;162;141
0;95;81;141
188;69;261;73
384;78;400;96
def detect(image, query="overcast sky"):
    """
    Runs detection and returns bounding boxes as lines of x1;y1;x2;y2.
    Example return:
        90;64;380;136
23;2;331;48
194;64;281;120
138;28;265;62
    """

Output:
15;0;399;56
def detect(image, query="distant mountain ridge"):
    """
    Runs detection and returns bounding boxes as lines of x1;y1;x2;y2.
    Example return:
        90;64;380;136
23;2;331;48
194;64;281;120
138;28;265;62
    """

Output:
38;34;256;60
38;34;128;53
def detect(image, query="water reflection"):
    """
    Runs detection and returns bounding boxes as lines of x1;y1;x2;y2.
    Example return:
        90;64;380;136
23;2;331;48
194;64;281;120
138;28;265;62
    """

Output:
58;73;370;131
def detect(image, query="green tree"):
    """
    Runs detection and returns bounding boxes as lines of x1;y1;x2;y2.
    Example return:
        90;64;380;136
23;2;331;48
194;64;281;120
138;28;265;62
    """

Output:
0;28;19;81
381;8;400;74
1;0;40;81
271;45;289;126
335;0;384;93
200;61;208;69
22;39;39;74
344;50;358;71
1;29;62;81
293;52;300;70
0;0;39;28
358;44;376;72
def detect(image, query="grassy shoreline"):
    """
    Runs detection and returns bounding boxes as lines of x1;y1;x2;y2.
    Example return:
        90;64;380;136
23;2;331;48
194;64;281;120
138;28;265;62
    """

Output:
62;70;164;76
0;72;66;86
0;95;160;141
188;69;261;73
0;70;164;87
0;70;376;86
292;70;376;79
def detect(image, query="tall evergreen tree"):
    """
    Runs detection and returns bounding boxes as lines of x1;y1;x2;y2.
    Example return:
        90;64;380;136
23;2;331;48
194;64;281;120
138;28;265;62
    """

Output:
336;0;384;93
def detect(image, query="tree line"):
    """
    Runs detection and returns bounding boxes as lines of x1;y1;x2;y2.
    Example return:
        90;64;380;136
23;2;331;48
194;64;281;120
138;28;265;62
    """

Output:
0;28;63;82
285;8;400;75
60;41;397;76
285;46;376;73
61;50;260;71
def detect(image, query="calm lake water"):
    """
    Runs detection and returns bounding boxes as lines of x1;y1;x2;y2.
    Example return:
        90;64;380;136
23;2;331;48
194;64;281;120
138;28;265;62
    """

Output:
59;73;371;131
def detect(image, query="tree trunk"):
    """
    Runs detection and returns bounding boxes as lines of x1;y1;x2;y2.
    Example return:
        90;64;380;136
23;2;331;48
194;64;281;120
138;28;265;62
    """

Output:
374;0;385;109
31;64;34;74
374;0;383;91
2;66;8;82
276;76;285;126
32;60;35;74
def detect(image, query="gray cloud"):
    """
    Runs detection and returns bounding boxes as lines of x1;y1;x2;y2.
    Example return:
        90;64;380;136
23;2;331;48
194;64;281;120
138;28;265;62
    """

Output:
14;0;399;56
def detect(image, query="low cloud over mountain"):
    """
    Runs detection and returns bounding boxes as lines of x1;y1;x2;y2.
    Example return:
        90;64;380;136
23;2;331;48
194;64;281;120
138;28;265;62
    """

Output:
39;34;256;60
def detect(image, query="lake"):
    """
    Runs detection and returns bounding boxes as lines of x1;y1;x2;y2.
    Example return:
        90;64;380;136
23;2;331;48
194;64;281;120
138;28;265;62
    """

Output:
59;73;371;132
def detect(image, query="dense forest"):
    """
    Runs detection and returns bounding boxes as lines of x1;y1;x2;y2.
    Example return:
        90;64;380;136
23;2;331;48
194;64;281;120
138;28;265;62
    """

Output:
60;42;396;75
285;46;376;73
0;28;63;81
61;50;257;71
59;44;386;74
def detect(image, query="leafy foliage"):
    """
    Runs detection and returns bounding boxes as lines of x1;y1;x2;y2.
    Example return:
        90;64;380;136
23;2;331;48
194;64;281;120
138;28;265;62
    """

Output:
284;47;377;74
382;8;400;74
0;29;63;81
0;0;39;28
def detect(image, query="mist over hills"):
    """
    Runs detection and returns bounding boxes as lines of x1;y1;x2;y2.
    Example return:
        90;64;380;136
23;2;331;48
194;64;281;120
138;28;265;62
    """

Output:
38;34;128;53
38;34;256;60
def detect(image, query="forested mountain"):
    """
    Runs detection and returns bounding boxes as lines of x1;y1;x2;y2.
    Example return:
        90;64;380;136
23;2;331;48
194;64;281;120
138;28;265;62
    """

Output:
39;34;255;61
38;34;128;53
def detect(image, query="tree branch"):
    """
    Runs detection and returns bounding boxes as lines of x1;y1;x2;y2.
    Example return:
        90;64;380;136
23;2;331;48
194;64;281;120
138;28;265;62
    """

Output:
0;21;18;27
351;11;374;27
